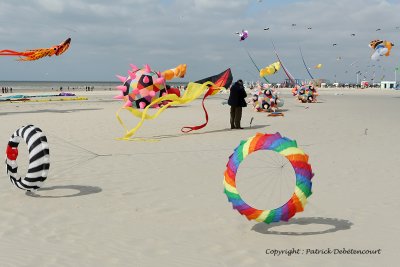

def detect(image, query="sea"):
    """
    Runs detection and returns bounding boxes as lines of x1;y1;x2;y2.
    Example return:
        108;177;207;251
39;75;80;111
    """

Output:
0;81;188;92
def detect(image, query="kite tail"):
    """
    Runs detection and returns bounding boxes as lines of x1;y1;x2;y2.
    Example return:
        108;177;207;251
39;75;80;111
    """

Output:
116;81;221;140
181;88;213;133
116;95;176;140
0;50;26;56
299;46;314;80
271;41;296;85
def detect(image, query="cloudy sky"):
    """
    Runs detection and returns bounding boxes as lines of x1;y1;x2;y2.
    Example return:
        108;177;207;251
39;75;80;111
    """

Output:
0;0;399;83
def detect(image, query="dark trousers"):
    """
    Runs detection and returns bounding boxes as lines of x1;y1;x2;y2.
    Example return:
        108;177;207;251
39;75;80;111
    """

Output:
230;106;243;128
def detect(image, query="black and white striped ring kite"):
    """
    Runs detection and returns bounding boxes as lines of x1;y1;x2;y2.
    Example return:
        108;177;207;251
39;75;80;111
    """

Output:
5;125;50;191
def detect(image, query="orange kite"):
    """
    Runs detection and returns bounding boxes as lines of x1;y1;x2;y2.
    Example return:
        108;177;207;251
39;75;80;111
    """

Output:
0;38;71;61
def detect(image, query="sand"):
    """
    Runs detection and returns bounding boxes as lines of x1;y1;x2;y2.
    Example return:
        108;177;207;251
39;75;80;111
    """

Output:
0;88;399;266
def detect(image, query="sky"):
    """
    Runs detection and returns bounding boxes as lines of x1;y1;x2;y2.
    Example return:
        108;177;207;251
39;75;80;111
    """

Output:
0;0;399;83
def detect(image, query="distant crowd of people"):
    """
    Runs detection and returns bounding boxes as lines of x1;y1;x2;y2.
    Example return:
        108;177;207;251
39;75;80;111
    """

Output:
1;87;12;93
52;86;95;91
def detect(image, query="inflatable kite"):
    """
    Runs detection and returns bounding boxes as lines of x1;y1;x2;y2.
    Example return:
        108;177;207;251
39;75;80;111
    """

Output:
5;125;50;191
237;30;248;41
115;64;187;109
161;64;187;80
0;38;71;61
260;62;280;77
116;68;233;140
369;40;394;61
250;85;284;112
114;64;167;109
295;84;318;103
224;132;314;224
292;85;299;96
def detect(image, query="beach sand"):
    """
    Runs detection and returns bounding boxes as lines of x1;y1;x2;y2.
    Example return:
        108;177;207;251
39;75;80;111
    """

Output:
0;88;399;266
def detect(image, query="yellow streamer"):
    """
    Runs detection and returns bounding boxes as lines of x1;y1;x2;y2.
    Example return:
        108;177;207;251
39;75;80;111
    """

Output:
116;81;223;140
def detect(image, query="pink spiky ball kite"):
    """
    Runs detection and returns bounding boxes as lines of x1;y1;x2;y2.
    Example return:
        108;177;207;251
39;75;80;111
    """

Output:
115;64;167;109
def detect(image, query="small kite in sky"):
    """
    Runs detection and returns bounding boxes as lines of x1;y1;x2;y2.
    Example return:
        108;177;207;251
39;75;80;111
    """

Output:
369;39;394;61
333;43;337;46
315;64;322;69
264;27;270;31
0;38;71;61
376;28;381;31
351;33;356;36
236;30;249;41
292;24;296;27
307;27;312;30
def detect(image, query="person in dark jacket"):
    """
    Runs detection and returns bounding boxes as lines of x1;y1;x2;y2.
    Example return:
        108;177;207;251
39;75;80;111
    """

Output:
228;79;247;129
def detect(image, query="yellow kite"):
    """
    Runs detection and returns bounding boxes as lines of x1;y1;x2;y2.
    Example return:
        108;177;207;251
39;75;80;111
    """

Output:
260;62;280;77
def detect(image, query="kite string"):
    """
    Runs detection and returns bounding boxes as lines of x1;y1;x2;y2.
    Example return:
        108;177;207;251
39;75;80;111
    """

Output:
241;42;270;84
299;46;314;80
49;132;101;157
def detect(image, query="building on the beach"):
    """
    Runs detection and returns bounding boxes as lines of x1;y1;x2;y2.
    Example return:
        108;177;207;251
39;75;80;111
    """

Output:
380;81;396;89
282;78;329;87
311;78;330;87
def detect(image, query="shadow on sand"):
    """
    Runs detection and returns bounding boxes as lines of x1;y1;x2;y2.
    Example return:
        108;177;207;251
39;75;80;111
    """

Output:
251;217;353;236
25;185;102;198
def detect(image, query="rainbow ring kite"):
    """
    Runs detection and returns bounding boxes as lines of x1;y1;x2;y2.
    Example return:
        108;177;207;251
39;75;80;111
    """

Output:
223;132;314;224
